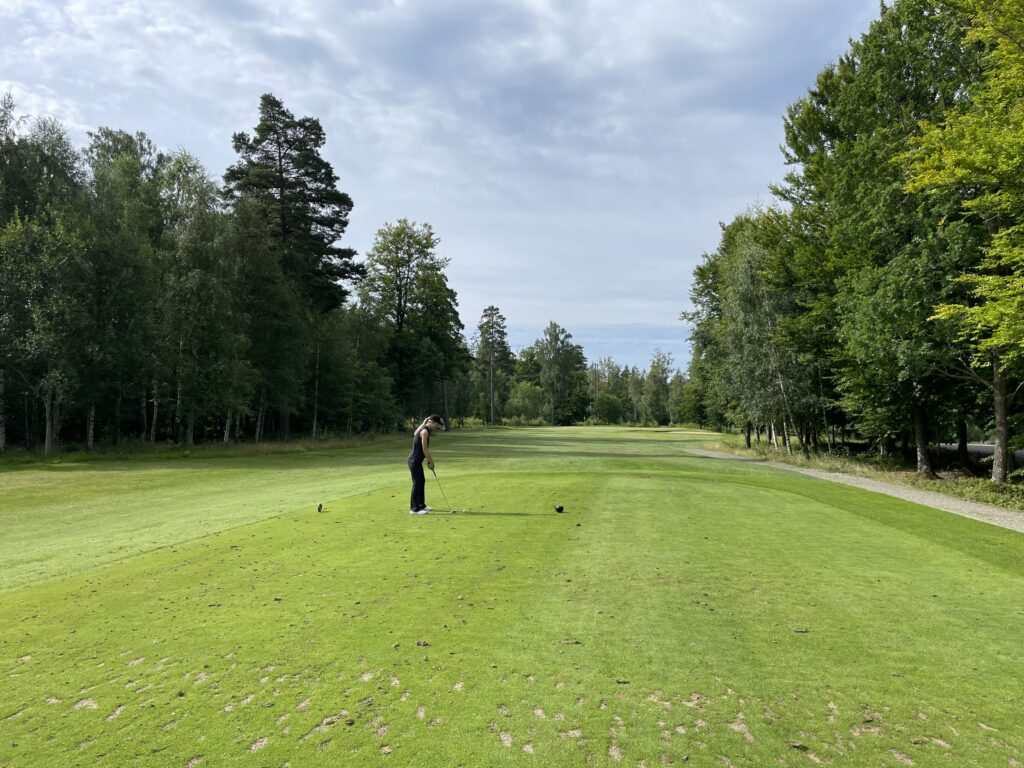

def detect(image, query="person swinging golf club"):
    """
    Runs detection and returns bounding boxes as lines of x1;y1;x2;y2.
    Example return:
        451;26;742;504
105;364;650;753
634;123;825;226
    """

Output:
408;415;442;514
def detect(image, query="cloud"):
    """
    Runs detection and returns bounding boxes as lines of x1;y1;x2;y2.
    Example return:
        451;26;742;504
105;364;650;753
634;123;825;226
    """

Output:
0;0;880;368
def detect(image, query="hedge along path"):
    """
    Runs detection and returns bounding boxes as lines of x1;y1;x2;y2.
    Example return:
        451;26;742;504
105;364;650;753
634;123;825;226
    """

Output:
1;427;1023;767
685;446;1024;534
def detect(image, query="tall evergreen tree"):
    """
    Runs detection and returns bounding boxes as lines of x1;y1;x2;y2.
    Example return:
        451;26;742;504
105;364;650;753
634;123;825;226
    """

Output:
473;305;514;424
223;94;359;436
224;93;359;312
642;349;673;426
535;321;588;425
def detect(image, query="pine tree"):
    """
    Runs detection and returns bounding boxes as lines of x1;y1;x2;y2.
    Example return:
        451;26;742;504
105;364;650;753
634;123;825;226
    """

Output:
224;93;359;313
474;306;514;424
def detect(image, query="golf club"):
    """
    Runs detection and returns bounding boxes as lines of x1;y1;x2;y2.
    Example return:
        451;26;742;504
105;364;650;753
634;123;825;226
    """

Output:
430;466;453;513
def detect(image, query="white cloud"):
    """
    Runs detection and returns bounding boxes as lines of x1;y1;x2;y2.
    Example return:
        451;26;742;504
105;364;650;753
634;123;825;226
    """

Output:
0;0;880;368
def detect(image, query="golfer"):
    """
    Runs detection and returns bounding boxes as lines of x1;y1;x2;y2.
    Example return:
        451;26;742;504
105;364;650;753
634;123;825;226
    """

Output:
409;415;441;514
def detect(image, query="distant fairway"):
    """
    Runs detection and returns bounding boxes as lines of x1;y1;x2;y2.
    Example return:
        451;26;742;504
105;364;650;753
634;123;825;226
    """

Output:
1;428;1022;767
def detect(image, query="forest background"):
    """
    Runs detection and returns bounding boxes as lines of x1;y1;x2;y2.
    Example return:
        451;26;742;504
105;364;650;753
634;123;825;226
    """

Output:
1;0;1021;485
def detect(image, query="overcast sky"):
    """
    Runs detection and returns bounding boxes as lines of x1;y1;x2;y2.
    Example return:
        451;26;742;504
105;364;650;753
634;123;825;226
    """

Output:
2;0;880;369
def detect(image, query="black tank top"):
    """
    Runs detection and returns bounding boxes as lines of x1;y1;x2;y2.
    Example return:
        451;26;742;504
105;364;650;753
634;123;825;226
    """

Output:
409;427;428;463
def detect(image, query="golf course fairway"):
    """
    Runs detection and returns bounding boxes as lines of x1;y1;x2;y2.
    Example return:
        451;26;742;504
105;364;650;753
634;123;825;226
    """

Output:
1;427;1022;767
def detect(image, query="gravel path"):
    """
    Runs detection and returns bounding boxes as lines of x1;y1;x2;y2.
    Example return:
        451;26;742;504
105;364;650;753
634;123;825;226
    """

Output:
685;448;1024;534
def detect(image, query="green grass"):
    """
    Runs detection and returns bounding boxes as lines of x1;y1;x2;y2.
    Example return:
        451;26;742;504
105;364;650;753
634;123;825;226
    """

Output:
1;427;1023;767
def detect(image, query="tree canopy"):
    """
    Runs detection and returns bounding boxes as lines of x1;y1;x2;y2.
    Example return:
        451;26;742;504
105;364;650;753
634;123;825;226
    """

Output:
682;0;1023;482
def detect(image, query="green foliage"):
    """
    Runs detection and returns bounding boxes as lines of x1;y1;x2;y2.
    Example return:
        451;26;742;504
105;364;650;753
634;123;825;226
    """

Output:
684;0;1023;475
223;93;359;314
1;93;478;450
666;372;690;425
591;392;625;424
534;321;589;425
504;380;546;423
907;0;1024;372
359;219;466;417
640;349;673;425
0;212;90;451
472;306;514;424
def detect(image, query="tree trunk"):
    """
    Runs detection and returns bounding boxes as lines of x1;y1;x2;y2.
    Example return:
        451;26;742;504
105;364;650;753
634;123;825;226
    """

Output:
114;393;122;445
87;402;95;452
770;419;780;451
279;410;289;442
141;395;148;440
992;350;1009;484
186;407;195;446
150;385;159;443
255;388;266;443
795;421;809;458
54;391;62;452
442;380;451;431
818;368;832;453
489;351;495;425
744;422;752;449
149;397;158;444
43;387;54;456
0;368;5;452
223;409;232;445
956;415;970;469
782;419;792;456
42;387;62;455
913;403;935;477
900;431;913;463
24;393;32;450
880;436;897;458
312;336;321;439
173;371;183;443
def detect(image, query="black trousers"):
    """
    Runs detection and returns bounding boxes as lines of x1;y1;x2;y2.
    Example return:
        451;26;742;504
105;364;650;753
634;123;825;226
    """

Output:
409;459;426;510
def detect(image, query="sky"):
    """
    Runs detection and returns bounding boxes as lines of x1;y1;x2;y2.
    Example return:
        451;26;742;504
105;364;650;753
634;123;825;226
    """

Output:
1;0;881;370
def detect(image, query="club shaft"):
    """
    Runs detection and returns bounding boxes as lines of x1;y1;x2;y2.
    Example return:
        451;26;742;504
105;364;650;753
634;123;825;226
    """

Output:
431;467;452;512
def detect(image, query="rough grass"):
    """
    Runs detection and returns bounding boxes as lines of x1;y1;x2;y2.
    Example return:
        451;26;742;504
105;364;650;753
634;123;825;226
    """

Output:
2;427;1023;767
709;436;1024;513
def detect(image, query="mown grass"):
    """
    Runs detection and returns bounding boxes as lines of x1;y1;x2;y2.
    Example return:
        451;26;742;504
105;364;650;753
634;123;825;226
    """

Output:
0;431;401;466
1;427;1023;767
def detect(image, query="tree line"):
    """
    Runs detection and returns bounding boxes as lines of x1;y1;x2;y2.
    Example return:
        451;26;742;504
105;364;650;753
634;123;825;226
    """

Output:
682;0;1023;483
1;92;688;453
